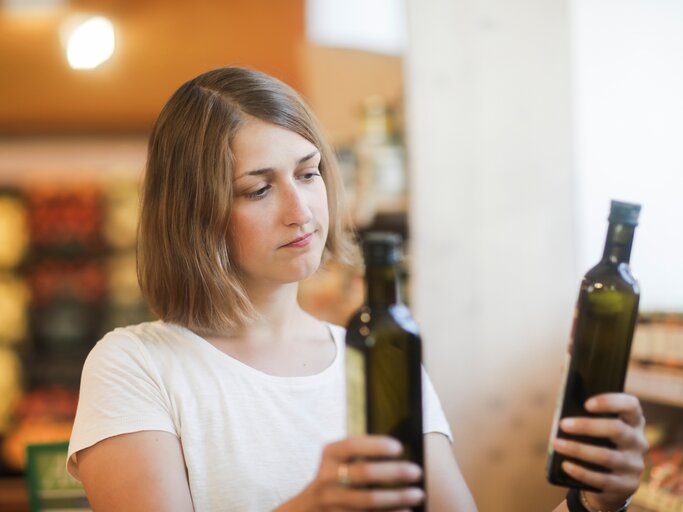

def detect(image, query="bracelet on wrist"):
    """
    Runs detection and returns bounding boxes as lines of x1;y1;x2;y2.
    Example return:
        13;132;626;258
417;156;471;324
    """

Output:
566;488;632;512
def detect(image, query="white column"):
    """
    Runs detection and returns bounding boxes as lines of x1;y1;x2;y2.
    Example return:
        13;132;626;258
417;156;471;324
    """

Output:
405;0;575;509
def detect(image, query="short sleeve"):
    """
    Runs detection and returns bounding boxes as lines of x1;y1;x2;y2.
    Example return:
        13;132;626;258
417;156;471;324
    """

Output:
67;331;177;480
422;367;453;442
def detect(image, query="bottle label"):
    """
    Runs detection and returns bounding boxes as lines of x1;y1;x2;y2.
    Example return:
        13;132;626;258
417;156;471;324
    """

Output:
346;346;367;436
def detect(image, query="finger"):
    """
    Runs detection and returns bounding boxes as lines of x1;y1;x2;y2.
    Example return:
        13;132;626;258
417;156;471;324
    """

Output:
561;461;640;496
560;416;649;454
347;461;422;486
552;438;643;473
559;417;637;448
324;436;402;462
585;393;644;427
321;485;424;510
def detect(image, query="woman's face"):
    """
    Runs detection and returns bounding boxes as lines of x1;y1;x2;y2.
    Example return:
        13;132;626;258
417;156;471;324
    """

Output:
228;118;329;288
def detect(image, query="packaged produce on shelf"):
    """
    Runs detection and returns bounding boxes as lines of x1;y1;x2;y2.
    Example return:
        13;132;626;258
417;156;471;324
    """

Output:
104;251;152;331
0;192;28;269
0;274;30;345
31;295;103;354
26;185;104;251
28;259;107;306
1;387;78;470
106;252;140;306
0;178;154;461
103;180;139;250
0;347;21;435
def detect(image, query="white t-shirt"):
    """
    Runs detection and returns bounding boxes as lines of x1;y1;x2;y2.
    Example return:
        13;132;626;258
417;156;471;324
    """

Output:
68;321;452;511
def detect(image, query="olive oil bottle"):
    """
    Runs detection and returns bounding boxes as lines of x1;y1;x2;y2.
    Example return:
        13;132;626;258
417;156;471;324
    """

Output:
345;232;424;509
547;200;641;490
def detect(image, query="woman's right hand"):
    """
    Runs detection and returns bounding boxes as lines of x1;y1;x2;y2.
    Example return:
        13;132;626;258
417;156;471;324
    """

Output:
276;435;424;511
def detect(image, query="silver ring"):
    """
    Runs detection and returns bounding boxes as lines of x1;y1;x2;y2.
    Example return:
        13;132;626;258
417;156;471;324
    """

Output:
337;463;351;486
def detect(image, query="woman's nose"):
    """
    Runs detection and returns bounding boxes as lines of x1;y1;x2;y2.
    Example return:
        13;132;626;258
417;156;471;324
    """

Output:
282;185;313;226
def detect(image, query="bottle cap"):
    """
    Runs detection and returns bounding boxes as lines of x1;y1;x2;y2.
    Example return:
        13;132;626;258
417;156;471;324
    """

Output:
362;231;402;265
609;200;641;226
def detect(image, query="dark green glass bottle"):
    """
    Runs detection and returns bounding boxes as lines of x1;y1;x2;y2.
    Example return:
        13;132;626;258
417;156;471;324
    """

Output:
345;232;424;510
547;200;641;490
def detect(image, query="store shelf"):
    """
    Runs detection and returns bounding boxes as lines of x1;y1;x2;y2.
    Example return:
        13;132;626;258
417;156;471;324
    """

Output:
632;485;683;512
626;363;683;408
0;477;29;512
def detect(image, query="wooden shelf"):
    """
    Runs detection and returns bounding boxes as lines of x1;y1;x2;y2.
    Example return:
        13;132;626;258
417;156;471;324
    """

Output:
0;477;29;512
626;363;683;408
632;485;683;511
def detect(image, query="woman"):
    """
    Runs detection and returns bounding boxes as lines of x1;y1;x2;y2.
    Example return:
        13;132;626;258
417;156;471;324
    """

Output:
68;67;647;511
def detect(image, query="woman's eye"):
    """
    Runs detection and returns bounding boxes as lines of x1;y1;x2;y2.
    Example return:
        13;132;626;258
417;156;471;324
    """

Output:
301;171;321;181
245;185;270;199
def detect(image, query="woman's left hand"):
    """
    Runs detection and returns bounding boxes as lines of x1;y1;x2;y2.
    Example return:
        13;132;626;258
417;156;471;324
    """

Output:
552;392;649;510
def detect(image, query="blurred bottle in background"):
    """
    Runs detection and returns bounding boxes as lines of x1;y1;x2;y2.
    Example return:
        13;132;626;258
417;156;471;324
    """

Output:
353;96;407;227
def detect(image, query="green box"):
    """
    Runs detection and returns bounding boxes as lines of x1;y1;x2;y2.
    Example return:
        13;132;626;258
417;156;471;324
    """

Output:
25;441;91;512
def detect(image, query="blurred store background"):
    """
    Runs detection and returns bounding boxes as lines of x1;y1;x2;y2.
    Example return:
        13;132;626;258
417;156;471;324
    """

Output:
0;0;682;511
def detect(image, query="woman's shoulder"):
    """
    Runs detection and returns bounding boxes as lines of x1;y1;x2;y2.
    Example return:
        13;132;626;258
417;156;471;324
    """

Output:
94;320;165;348
87;321;183;366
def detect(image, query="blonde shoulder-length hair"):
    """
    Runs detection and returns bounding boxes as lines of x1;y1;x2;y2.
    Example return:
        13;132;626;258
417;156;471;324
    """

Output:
137;66;357;334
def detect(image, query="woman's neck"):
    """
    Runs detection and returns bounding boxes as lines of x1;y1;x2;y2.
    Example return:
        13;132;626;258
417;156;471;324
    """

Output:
200;281;335;377
208;281;309;344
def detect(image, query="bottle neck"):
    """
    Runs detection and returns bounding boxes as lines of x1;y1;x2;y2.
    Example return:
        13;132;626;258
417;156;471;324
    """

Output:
602;223;636;264
365;263;401;306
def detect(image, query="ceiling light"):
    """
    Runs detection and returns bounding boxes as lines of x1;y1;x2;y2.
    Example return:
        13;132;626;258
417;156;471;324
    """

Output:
63;15;115;70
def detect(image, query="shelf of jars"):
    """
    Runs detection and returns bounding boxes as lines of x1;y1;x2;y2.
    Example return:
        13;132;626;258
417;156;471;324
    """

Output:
626;314;683;407
626;314;683;511
626;363;683;408
0;180;151;476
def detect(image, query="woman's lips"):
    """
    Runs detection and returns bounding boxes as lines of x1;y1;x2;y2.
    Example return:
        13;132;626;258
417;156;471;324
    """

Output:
283;232;313;248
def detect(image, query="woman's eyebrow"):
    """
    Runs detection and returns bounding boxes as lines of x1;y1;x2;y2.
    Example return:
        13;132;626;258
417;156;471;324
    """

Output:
297;150;320;164
234;168;274;182
234;150;320;182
